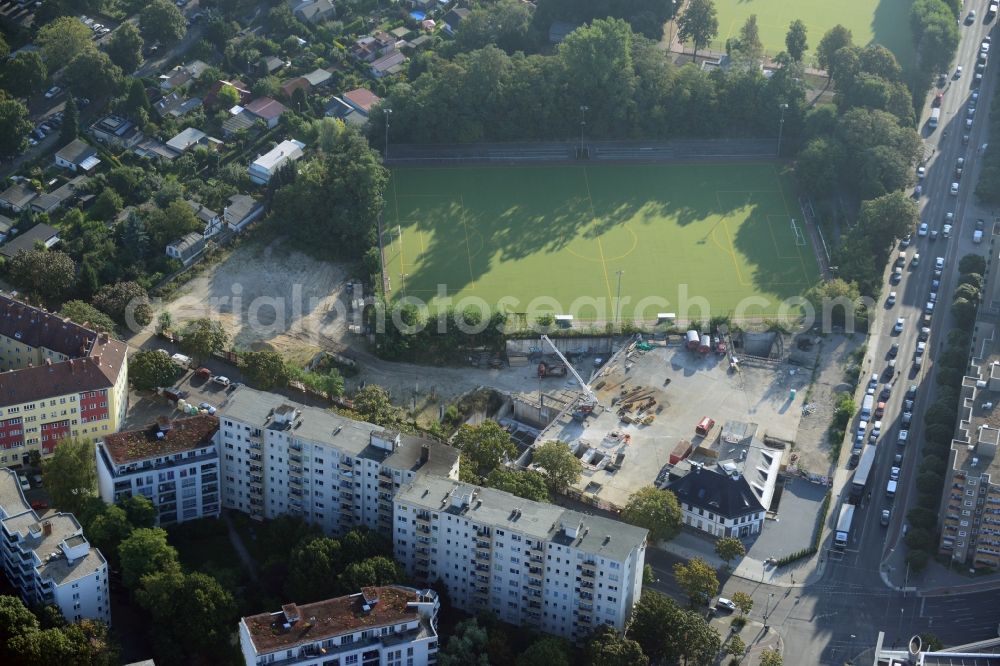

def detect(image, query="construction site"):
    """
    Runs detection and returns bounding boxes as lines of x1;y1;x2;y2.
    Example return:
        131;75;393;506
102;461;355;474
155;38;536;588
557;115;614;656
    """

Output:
509;330;829;514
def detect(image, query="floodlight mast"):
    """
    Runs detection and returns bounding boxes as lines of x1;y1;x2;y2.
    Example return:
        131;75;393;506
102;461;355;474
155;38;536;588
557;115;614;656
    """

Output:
540;335;598;406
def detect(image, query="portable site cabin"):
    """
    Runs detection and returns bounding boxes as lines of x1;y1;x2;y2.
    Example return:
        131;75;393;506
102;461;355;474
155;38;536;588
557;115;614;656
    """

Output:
685;330;700;349
699;334;711;353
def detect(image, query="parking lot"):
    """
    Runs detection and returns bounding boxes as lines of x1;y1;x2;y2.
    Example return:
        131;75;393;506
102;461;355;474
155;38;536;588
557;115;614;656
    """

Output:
125;369;237;430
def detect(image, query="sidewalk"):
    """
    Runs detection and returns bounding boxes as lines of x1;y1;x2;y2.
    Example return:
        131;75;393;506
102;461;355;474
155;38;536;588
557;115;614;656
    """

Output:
658;530;826;589
713;617;783;665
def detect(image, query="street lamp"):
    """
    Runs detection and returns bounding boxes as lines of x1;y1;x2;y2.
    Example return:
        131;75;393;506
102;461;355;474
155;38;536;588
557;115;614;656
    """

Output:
764;592;775;620
667;0;678;54
614;270;625;328
777;103;789;157
579;105;589;158
384;108;393;163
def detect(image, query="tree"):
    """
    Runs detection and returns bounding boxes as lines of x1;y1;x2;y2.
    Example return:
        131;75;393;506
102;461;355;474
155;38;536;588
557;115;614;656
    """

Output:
216;83;241;109
90;188;123;222
673;557;719;606
785;20;808;61
728;634;747;658
338;556;404;593
0;96;31;156
179;318;229;361
36;16;95;67
726;15;764;68
452;421;517;476
760;648;783;666
60;94;79;145
532;440;583;492
119;528;180;592
9;248;76;305
959;253;987;275
516;636;571;666
732;590;754;617
621;486;683;542
240;350;290;390
677;0;719;62
129;349;180;391
438;619;490;666
586;624;648;666
87;505;134;568
285;536;344;602
120;78;151;118
715;536;746;566
627;590;719;663
59;301;116;333
352;384;399;426
951;298;977;329
64;49;123;100
94;281;152;329
2;52;48;99
105;22;143;74
42;437;96;515
484;468;549;501
140;0;187;45
0;595;40;646
817;25;853;79
121;495;156;528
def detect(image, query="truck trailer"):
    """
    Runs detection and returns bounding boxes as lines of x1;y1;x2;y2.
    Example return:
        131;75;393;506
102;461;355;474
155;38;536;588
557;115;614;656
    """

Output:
850;446;877;503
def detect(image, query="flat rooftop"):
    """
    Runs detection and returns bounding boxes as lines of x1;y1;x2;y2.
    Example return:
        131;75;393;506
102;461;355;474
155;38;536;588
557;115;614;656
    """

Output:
242;586;429;654
952;331;1000;481
101;414;219;465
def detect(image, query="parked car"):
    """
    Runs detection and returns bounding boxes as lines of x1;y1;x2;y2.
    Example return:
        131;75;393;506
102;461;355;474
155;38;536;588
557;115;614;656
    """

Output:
195;367;212;380
881;509;891;526
30;500;48;511
887;291;896;306
213;375;231;387
199;402;217;415
951;182;960;195
43;86;61;98
890;466;900;481
918;223;928;236
888;342;899;358
716;598;737;612
17;476;29;492
893;318;904;334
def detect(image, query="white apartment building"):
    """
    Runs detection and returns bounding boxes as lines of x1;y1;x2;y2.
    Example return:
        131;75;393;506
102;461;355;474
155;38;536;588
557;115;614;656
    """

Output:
239;586;440;666
96;415;221;525
393;476;647;642
248;138;305;184
217;387;459;535
0;469;110;625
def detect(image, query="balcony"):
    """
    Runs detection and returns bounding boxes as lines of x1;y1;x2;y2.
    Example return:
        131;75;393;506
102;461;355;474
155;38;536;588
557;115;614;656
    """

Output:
289;478;302;490
475;551;490;562
339;460;353;471
289;441;302;452
379;480;393;490
526;577;542;589
474;564;490;573
289;453;302;464
248;441;262;451
416;513;431;524
341;489;354;501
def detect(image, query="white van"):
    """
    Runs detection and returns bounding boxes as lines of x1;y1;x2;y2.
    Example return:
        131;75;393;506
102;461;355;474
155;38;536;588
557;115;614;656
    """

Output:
929;108;941;129
887;480;897;497
975;230;984;244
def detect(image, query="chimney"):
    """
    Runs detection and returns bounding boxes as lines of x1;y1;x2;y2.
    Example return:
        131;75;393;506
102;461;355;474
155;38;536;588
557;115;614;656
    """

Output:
281;603;300;624
42;521;52;536
419;444;430;465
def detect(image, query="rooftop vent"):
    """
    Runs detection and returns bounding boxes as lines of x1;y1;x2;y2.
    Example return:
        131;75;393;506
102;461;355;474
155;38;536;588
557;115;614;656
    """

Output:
281;603;300;624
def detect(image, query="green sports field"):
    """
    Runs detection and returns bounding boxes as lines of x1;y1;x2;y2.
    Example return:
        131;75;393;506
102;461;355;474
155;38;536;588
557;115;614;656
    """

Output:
384;163;820;322
704;0;914;68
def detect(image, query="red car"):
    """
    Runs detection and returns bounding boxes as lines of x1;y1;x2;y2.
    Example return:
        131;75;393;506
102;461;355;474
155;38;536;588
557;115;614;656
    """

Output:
932;92;944;107
31;500;48;511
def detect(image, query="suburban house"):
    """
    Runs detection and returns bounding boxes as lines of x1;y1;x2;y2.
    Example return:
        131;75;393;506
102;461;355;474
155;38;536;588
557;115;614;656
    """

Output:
0;223;60;259
90;115;143;149
0;214;14;242
248;139;305;185
280;77;309;100
260;56;286;75
204;79;252;108
405;34;432;51
390;26;411;41
370;50;407;78
224;194;264;232
222;108;258;137
342;88;381;117
351;31;397;62
0;182;38;213
153;90;203;119
29;176;88;215
324;96;367;126
244;97;287;128
283;68;333;95
187;200;223;237
166;232;207;265
443;7;470;34
159;60;210;90
54;139;101;172
166;127;223;154
291;0;336;23
133;137;178;161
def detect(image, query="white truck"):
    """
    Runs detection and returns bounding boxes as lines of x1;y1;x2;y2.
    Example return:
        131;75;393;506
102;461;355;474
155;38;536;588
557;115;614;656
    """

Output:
929;107;941;129
834;503;855;550
861;394;874;420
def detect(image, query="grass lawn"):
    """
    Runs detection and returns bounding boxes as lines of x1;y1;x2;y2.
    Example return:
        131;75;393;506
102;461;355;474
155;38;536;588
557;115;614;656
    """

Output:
385;163;819;322
704;0;914;69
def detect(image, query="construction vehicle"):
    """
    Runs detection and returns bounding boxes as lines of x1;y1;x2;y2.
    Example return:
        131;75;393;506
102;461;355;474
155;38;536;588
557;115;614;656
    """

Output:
540;335;598;415
537;362;568;378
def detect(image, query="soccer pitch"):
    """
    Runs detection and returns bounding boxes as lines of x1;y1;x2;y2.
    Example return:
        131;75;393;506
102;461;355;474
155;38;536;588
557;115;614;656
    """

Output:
706;0;914;67
384;163;820;322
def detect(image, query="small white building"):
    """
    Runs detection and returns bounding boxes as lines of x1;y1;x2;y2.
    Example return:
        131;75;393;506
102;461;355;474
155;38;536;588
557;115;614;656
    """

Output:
224;194;264;232
54;139;101;172
96;415;221;525
0;469;110;625
239;586;440;666
248;139;305;185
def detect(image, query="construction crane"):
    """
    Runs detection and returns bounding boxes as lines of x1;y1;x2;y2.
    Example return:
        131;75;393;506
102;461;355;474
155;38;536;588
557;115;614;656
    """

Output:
540;335;598;407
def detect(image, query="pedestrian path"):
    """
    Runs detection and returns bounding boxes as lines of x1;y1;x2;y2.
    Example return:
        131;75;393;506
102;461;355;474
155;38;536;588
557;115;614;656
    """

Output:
711;617;782;665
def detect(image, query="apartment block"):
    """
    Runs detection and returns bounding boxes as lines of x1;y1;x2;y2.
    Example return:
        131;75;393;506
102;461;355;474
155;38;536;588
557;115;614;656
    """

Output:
0;294;129;468
393;476;647;641
937;330;1000;569
238;586;439;666
0;469;110;624
217;387;459;535
96;415;221;525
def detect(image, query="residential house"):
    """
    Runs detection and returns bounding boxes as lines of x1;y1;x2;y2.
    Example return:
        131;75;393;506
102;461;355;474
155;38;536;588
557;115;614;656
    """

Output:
204;80;252;108
166;127;223;155
666;463;768;538
291;0;336;24
280;77;310;100
0;223;60;259
351;32;396;63
166;232;207;265
153;90;203;119
324;97;367;127
159;60;210;91
405;34;432;51
302;68;333;88
187;200;223;237
0;469;111;625
0;215;14;243
260;56;286;76
0;182;37;213
248;139;305;185
443;7;470;34
54;139;100;173
390;26;411;40
238;587;440;666
133;137;178;161
222;108;258;138
224;194;264;232
89;115;143;149
0;294;129;466
393;476;647;641
370;50;407;79
342;88;381;116
96;415;221;525
244;97;287;129
281;69;333;100
29;176;88;214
